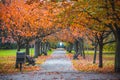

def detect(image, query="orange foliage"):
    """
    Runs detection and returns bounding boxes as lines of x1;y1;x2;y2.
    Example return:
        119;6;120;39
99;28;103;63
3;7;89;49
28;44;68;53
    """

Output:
0;1;38;38
0;0;64;39
44;28;75;43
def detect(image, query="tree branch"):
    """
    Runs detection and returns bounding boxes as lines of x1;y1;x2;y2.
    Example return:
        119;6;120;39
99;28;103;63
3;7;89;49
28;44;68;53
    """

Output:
103;40;116;45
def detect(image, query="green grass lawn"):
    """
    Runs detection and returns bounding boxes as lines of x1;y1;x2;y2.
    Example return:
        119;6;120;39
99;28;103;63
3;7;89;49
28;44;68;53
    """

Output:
47;50;53;55
0;49;19;56
0;48;53;57
0;48;31;56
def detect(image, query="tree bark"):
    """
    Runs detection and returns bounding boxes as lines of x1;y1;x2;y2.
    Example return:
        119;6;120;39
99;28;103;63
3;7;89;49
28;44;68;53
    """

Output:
67;42;73;53
17;42;21;51
44;42;47;56
43;43;45;53
115;28;120;72
39;42;42;55
47;42;51;50
26;42;29;55
34;39;40;58
79;40;82;56
82;39;85;59
38;42;40;56
98;42;103;68
73;40;79;59
16;41;22;68
93;43;98;64
41;42;44;53
96;33;104;68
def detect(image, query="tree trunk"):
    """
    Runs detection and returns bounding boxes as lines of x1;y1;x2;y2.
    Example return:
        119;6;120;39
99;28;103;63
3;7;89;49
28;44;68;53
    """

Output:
46;42;49;51
73;40;79;59
98;43;103;68
16;41;21;68
44;42;47;56
115;28;120;72
82;40;85;59
47;42;51;50
41;42;44;53
17;42;20;51
34;39;40;58
93;43;98;64
79;41;82;56
43;43;45;52
38;42;40;56
68;43;73;53
26;42;29;55
39;42;42;55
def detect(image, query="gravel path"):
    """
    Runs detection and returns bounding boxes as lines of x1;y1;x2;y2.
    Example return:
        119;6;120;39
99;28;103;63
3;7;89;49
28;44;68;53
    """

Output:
41;48;75;72
0;48;120;80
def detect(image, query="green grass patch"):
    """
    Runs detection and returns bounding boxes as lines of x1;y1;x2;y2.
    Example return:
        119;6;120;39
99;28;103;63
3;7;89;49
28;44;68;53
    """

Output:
0;48;34;57
0;48;53;57
47;50;53;55
0;49;17;56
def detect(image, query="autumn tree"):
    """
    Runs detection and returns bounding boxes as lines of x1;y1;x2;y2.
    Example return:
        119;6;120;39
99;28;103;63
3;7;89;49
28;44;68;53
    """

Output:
0;1;40;53
60;0;120;72
33;1;73;57
77;0;120;72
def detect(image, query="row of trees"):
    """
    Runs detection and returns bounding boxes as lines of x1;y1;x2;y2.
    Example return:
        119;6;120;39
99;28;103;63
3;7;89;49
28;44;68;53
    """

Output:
59;0;120;72
43;0;119;72
0;0;70;56
0;0;120;72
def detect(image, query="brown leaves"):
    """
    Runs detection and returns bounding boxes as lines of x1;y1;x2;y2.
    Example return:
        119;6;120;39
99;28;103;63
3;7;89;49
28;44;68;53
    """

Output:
0;55;51;74
36;55;50;64
0;56;38;74
66;54;114;73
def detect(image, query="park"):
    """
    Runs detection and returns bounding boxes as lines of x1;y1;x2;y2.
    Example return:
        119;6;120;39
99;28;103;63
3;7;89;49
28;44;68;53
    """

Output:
0;0;120;80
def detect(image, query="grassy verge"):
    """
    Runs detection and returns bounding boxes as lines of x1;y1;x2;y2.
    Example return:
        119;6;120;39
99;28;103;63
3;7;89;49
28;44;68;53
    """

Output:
0;49;53;74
